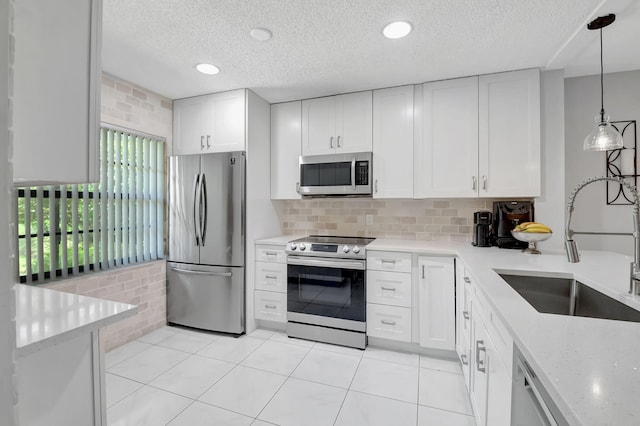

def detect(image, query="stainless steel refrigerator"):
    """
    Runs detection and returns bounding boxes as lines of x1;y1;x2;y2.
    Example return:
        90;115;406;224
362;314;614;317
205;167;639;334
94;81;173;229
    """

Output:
167;151;245;334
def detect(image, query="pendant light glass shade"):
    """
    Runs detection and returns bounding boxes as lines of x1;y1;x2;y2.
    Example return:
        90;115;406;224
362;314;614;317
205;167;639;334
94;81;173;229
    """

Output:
583;112;624;151
583;14;623;152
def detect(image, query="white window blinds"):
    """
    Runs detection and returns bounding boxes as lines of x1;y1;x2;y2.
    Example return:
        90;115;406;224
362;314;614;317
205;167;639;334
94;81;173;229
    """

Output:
17;125;165;283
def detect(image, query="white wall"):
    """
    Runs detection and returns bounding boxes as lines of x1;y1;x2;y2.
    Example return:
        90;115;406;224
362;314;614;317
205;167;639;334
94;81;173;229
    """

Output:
565;70;640;256
535;70;566;252
1;0;17;424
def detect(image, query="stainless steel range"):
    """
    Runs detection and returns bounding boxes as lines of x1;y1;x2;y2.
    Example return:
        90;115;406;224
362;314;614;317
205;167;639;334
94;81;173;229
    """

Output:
286;235;375;349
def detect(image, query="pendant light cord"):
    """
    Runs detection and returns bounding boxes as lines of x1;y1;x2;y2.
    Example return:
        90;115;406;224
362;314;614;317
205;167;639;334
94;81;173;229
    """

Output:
600;27;605;121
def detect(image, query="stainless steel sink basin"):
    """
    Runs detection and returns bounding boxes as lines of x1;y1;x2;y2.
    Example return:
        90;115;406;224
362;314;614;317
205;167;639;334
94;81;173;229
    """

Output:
498;274;640;323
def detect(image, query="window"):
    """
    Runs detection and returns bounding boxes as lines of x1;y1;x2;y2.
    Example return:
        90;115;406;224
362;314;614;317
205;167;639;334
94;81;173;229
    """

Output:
17;126;165;283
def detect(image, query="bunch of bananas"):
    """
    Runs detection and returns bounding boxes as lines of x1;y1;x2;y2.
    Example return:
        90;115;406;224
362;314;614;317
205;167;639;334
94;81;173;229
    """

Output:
513;222;552;233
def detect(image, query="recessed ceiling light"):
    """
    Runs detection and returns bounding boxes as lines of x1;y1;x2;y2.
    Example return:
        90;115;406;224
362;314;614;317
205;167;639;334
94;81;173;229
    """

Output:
250;28;272;41
195;63;220;75
383;21;412;39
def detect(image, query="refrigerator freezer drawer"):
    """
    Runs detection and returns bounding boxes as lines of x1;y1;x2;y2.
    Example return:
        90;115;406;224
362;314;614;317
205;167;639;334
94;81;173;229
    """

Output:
167;262;245;334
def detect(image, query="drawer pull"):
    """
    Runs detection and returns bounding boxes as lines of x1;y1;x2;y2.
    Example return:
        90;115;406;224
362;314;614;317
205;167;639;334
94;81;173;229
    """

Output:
381;259;397;265
463;311;470;320
464;277;471;284
476;340;486;373
265;252;278;257
381;320;396;326
265;304;277;309
265;275;278;279
461;354;468;365
380;286;396;291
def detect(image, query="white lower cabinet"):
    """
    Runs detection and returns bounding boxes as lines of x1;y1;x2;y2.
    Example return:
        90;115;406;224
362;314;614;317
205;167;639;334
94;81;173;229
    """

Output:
254;244;287;326
255;261;287;293
417;256;455;351
367;270;412;307
366;304;412;342
254;290;287;322
366;250;413;343
457;260;513;426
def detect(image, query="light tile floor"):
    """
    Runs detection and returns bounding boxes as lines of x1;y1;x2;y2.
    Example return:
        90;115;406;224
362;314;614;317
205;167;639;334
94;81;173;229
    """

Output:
105;326;476;426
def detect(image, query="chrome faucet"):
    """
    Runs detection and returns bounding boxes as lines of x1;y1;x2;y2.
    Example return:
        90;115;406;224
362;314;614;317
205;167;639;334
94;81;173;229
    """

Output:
565;176;640;295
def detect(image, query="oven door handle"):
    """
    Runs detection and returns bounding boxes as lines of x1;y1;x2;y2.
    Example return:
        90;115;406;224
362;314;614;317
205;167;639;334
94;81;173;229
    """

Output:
287;256;366;270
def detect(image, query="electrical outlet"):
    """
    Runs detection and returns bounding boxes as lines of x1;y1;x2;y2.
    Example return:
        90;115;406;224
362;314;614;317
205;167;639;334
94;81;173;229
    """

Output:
366;214;373;226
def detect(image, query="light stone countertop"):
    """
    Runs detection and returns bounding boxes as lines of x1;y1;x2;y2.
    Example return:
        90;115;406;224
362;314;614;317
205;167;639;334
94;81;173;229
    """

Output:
368;238;640;426
255;235;303;246
16;283;137;356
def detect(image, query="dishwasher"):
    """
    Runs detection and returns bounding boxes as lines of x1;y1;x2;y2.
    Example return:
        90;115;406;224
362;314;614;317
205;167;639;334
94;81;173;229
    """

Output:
512;347;568;426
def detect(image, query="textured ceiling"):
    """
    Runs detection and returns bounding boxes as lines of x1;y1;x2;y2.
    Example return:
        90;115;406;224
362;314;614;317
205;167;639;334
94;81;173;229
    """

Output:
101;0;637;103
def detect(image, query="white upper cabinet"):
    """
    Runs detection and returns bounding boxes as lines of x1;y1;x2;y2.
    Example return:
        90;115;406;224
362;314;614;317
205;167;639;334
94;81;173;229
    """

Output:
271;101;302;199
373;85;414;198
174;89;246;155
415;77;479;198
13;0;102;185
479;69;541;197
302;91;372;156
415;69;540;198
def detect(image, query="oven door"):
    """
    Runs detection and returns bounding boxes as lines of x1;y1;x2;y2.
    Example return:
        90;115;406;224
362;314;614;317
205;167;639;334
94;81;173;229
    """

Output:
287;256;366;331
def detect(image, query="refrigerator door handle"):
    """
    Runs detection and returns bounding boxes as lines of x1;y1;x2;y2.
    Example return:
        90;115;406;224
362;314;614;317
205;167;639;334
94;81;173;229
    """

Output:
200;173;208;246
170;267;233;277
193;173;201;246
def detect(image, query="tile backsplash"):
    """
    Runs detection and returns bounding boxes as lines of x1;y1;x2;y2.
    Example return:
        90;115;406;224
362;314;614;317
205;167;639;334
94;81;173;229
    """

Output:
275;198;500;242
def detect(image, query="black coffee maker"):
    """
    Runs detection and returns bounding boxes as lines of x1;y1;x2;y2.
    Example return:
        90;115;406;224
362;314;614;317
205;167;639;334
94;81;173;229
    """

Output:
472;211;492;247
491;201;534;249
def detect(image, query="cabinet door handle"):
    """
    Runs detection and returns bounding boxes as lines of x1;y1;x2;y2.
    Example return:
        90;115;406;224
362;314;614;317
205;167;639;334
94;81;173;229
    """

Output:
265;304;277;309
472;176;477;191
330;136;334;148
337;135;341;147
206;135;211;149
422;265;425;279
476;340;486;373
375;179;379;193
380;286;396;291
265;275;278;279
200;136;205;149
464;277;471;284
482;175;488;191
381;320;396;326
463;311;470;320
461;354;468;365
296;182;300;194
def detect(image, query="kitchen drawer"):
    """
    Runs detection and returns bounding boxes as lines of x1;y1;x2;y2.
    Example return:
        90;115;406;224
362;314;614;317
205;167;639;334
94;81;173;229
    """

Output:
255;245;286;263
473;283;513;372
254;290;287;323
255;261;287;293
366;303;412;342
367;251;412;273
367;270;412;307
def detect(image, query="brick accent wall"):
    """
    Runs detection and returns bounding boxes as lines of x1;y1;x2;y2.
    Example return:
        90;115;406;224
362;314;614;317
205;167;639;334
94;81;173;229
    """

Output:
42;261;166;352
275;198;501;242
101;73;173;152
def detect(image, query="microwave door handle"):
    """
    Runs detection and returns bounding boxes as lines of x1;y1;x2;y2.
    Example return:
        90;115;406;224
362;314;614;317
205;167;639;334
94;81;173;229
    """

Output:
351;157;356;190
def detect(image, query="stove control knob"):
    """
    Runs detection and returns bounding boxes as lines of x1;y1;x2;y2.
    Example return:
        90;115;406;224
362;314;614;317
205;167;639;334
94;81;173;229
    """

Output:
342;245;350;253
352;245;361;254
290;243;297;251
299;243;307;251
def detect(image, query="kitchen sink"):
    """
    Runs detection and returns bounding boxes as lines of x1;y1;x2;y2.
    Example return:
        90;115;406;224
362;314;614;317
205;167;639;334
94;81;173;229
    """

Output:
498;273;640;323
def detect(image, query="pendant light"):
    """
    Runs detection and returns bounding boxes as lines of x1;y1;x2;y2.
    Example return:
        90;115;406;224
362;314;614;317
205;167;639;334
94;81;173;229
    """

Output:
583;13;624;152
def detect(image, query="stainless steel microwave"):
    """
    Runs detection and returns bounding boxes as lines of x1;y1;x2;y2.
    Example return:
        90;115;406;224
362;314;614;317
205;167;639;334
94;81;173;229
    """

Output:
297;152;372;197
